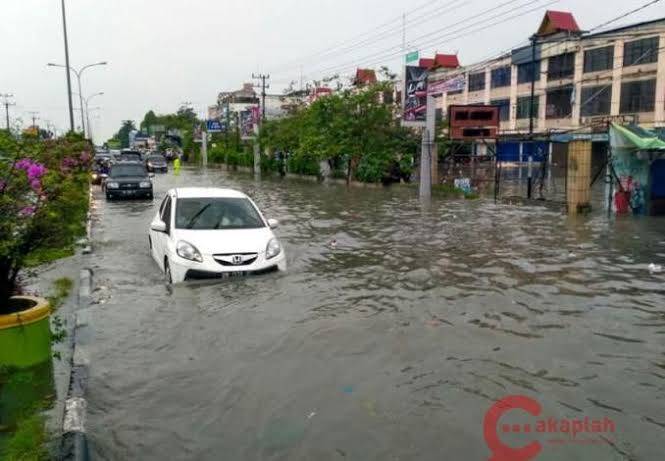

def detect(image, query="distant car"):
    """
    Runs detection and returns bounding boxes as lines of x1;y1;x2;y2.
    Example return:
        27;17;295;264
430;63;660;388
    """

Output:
104;162;153;200
148;187;286;283
145;154;168;173
119;150;142;163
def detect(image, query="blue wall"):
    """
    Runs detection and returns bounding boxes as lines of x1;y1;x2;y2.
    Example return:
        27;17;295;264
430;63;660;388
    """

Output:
496;142;549;162
651;159;665;199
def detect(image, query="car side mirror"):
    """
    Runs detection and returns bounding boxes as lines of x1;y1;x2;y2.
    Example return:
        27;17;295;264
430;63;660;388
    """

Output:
151;219;167;233
267;218;279;229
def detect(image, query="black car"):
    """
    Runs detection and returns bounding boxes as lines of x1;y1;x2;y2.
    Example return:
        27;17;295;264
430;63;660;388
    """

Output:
104;162;153;200
145;154;168;173
119;150;143;163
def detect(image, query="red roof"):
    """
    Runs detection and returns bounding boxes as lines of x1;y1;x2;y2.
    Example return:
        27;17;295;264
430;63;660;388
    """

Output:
537;10;580;36
419;58;435;69
419;54;460;70
354;68;377;85
434;53;460;68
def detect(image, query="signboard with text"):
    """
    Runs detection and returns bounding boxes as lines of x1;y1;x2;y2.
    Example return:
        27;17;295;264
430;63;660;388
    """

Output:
206;120;223;133
428;75;466;95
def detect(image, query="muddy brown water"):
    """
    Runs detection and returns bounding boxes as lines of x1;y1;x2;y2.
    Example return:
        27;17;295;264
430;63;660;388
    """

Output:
86;167;665;460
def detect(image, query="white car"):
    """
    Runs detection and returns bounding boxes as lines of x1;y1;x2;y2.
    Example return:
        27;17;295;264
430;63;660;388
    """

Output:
148;187;286;283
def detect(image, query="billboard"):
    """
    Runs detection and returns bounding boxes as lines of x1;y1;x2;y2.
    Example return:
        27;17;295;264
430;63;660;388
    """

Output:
448;105;500;141
402;66;428;125
240;107;260;139
428;75;465;95
206;120;223;133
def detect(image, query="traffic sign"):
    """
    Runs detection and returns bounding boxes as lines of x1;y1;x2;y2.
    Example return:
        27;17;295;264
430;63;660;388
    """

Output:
405;50;419;63
206;120;223;133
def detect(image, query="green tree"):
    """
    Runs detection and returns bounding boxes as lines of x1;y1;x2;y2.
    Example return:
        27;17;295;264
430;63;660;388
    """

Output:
113;120;136;148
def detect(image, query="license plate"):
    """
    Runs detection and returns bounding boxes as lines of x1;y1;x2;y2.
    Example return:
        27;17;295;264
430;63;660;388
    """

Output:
223;271;246;278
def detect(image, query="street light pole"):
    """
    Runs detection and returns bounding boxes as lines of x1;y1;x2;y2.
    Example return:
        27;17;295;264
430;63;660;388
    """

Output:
84;92;103;142
47;62;107;137
60;0;75;132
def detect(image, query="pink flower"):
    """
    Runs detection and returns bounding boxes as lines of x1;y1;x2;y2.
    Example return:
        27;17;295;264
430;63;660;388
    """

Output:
80;152;91;164
15;159;32;170
27;164;47;180
30;179;42;192
19;205;37;217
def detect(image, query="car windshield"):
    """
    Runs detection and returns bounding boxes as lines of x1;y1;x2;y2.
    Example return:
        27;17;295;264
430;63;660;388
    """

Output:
148;156;164;162
111;164;146;177
175;197;265;230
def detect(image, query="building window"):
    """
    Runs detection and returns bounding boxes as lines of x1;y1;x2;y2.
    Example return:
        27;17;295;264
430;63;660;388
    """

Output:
517;61;541;84
547;52;575;80
545;86;573;119
623;36;660;66
620;79;656;113
468;72;486;92
580;85;611;116
491;98;510;121
584;46;614;73
490;66;511;88
516;95;540;119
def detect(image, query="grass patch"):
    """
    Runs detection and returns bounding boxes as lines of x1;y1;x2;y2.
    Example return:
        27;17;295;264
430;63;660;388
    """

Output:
2;414;49;461
47;277;73;310
23;246;75;268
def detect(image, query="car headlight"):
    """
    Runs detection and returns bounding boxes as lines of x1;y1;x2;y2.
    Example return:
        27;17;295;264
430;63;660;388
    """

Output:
147;162;153;167
266;238;281;259
176;240;203;262
139;181;152;188
92;173;98;179
106;181;119;189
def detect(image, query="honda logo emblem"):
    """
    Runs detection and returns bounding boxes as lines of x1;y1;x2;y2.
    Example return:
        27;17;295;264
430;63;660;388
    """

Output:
231;255;243;265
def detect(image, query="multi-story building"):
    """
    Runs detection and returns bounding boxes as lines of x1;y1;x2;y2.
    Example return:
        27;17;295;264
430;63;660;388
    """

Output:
429;11;665;155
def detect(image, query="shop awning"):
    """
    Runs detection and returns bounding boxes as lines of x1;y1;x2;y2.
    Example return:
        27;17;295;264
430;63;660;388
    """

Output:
610;123;665;151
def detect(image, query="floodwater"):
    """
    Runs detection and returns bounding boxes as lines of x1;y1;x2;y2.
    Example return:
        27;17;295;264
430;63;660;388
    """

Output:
86;167;665;460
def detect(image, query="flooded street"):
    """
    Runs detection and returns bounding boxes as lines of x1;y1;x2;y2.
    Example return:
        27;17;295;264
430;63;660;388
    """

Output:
86;168;665;460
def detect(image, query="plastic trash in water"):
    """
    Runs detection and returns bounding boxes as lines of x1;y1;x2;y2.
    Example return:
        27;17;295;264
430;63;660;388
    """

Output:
648;263;663;274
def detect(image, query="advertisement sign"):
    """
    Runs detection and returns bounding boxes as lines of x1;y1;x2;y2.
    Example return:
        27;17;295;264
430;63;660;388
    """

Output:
240;109;257;139
428;75;466;95
403;66;428;125
206;120;223;133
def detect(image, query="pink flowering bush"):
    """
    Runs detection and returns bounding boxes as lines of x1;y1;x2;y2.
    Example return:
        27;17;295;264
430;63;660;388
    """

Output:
0;131;91;308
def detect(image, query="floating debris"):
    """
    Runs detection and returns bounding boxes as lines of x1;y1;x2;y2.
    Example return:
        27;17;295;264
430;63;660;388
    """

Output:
648;263;663;274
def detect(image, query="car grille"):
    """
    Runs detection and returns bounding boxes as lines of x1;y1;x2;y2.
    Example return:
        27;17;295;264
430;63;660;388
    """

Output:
213;253;258;266
120;183;139;189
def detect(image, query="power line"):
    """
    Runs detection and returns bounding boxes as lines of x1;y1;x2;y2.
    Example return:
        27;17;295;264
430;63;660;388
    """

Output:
301;0;556;81
270;0;460;74
273;0;471;76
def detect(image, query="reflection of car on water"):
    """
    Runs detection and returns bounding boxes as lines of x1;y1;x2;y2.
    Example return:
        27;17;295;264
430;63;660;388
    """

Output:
148;187;286;283
104;162;153;200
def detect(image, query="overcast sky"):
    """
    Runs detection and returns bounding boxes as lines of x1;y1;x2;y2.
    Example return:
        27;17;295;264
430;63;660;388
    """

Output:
1;0;662;143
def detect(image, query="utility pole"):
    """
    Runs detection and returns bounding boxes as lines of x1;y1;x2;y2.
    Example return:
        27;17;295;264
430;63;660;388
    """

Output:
252;73;270;122
528;34;537;137
527;34;538;200
28;111;40;129
60;0;74;132
1;94;15;130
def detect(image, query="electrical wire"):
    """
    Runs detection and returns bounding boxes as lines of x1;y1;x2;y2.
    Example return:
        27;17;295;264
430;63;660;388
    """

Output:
298;0;556;81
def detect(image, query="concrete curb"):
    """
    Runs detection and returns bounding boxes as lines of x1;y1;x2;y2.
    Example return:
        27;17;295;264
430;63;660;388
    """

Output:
60;268;93;461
